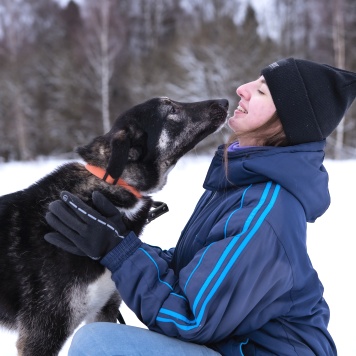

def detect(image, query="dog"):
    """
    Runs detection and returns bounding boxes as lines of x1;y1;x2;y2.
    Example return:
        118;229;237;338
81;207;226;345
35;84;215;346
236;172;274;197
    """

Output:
0;97;228;355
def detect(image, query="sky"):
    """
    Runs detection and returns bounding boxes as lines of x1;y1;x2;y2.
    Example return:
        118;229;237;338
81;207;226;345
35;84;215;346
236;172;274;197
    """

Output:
0;155;355;355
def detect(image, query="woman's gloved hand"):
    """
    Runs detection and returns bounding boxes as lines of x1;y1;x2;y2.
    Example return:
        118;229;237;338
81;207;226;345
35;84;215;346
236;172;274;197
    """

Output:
45;191;129;260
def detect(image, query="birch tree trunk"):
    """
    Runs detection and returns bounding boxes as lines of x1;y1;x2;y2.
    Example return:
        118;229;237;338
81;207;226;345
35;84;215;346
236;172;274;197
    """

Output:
99;0;111;133
0;0;31;160
84;0;119;134
333;0;346;159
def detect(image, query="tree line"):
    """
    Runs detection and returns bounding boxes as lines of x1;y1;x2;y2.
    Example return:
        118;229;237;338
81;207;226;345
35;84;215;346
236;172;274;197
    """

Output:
0;0;355;162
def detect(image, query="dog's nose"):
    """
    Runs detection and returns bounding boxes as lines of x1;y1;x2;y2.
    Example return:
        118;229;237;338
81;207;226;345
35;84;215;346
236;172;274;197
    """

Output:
217;99;229;110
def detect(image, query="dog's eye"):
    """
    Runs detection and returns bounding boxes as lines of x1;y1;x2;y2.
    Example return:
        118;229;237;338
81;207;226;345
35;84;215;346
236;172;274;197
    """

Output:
170;106;177;114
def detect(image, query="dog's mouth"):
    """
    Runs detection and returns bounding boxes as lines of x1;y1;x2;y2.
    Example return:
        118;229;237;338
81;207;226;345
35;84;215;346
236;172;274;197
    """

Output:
210;99;229;113
209;100;229;126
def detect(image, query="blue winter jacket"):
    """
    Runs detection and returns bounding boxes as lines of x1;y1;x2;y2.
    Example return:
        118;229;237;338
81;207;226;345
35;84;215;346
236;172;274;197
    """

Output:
101;140;337;355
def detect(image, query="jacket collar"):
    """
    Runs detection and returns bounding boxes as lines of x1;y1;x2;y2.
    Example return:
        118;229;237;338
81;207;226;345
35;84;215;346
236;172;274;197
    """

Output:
203;141;329;222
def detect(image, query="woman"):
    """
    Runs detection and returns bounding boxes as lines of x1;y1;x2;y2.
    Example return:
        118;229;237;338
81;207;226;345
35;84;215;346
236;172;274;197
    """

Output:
46;58;356;355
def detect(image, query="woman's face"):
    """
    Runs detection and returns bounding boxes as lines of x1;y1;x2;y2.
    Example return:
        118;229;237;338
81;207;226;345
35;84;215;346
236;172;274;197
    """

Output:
228;76;278;146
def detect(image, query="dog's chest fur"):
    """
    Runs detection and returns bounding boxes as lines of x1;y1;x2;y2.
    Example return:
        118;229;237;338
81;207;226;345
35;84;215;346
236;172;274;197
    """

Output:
69;269;117;325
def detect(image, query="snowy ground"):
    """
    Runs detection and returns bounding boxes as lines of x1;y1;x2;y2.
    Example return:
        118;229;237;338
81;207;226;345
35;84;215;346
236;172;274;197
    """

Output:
0;155;355;355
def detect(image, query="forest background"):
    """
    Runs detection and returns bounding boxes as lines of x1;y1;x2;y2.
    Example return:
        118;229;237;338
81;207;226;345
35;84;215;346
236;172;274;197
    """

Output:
0;0;355;162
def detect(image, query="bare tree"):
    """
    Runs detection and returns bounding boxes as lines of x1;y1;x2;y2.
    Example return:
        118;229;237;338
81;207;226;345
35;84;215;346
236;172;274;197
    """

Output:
82;0;122;133
333;0;346;158
0;0;33;160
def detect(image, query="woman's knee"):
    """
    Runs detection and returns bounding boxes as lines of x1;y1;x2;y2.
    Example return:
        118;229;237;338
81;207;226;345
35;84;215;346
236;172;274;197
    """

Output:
69;323;221;356
69;323;150;355
69;322;116;355
71;323;96;343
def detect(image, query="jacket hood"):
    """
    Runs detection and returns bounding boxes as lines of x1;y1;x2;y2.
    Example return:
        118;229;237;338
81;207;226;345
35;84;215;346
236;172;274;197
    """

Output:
203;141;330;222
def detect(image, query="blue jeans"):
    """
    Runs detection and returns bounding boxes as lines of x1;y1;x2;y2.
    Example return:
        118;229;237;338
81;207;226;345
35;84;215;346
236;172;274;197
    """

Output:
68;322;221;356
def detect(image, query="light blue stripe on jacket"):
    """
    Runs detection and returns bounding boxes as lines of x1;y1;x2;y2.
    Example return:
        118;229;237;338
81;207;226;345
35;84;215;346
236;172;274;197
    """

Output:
156;182;281;330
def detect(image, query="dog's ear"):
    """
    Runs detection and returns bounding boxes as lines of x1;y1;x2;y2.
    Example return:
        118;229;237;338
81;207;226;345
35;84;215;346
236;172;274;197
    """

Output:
76;136;109;166
106;129;131;179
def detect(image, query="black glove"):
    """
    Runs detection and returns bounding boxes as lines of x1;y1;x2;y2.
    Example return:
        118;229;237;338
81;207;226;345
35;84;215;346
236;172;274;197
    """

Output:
45;191;130;260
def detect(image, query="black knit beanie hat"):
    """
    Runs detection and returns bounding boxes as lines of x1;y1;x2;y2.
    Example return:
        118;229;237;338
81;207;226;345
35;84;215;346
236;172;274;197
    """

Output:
261;57;356;145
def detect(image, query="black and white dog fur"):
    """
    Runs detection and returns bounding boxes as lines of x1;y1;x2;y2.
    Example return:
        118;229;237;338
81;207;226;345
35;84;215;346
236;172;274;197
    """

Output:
0;97;228;355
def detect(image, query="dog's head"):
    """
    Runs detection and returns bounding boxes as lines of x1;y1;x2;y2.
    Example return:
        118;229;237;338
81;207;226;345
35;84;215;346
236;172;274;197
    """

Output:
77;97;228;194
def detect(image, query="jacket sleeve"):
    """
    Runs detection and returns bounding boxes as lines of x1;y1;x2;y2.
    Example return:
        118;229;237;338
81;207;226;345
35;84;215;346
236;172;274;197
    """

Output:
101;219;294;344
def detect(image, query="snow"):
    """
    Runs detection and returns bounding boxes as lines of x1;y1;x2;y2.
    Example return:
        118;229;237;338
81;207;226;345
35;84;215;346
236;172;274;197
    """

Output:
0;155;355;355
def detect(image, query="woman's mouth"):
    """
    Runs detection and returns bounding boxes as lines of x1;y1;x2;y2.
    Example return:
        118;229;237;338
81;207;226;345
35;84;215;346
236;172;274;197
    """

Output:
236;105;247;114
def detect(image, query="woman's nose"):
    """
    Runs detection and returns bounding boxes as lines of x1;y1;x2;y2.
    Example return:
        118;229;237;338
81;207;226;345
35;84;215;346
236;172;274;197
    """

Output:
236;83;250;100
